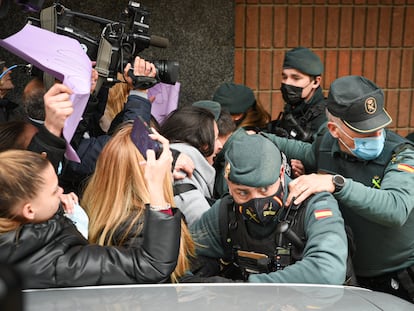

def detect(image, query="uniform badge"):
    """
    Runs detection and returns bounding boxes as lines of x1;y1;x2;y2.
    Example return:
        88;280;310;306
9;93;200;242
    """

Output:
397;163;414;173
365;97;377;114
371;176;381;189
314;209;333;220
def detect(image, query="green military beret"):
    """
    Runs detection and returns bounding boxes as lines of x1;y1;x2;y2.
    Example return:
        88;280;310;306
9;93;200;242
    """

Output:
192;100;221;121
327;75;392;133
283;47;324;76
224;133;282;187
212;82;256;114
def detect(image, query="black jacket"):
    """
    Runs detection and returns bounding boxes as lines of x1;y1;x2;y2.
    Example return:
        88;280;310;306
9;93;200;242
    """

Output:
0;206;181;289
27;122;66;173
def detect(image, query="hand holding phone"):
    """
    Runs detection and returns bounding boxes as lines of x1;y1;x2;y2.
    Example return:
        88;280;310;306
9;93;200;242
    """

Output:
130;116;162;159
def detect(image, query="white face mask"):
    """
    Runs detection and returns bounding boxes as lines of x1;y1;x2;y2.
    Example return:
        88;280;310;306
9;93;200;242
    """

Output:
334;123;386;160
64;203;89;239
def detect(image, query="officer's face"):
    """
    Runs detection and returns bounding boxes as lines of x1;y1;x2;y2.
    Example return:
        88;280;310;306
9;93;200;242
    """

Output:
227;179;281;204
328;119;383;152
281;68;320;102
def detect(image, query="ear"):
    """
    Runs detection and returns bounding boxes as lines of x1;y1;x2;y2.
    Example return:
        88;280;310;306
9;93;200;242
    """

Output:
279;164;286;188
312;76;322;89
21;203;36;221
232;113;244;121
327;121;340;138
225;175;233;196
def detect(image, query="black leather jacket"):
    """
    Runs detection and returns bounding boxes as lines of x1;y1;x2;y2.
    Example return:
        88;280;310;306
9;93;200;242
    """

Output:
0;206;181;289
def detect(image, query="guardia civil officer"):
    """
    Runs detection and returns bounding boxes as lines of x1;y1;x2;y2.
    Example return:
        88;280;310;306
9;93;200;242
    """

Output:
268;46;326;143
264;75;414;303
189;132;348;284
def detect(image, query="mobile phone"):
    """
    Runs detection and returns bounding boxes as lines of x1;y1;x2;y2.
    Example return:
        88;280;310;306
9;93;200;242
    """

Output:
130;116;162;159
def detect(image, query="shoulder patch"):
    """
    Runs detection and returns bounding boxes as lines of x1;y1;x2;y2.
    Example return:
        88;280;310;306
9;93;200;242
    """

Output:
314;209;333;220
397;163;414;173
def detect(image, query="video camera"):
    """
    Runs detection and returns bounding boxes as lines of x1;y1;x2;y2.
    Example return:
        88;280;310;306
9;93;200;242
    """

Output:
26;1;179;88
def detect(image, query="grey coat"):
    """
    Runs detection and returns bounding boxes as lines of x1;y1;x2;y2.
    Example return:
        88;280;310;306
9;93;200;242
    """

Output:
171;143;215;226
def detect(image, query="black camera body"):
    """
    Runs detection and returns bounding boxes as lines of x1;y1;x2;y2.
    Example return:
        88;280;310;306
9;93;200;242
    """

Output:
26;1;178;87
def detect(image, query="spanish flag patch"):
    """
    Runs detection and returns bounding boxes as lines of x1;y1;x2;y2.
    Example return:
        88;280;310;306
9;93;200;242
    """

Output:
397;164;414;173
314;209;333;220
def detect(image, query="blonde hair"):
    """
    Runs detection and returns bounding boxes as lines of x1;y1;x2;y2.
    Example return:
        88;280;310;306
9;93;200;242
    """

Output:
238;101;271;129
0;150;49;232
105;74;132;121
82;124;194;282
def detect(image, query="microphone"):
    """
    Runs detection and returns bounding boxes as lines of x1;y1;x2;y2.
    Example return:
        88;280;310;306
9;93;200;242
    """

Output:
150;35;169;48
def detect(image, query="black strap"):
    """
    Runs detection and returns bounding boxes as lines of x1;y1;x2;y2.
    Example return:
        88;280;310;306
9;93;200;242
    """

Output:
171;148;180;171
173;183;197;196
397;267;414;300
40;5;57;91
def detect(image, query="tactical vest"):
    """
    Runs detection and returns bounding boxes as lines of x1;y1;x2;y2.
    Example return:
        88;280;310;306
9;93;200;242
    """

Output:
265;89;326;143
317;130;414;186
218;195;306;280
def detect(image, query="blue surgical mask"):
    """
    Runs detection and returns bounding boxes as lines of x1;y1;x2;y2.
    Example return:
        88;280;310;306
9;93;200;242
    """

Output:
335;123;386;160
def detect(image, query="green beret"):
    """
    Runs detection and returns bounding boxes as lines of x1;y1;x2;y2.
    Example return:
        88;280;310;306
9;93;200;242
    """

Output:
327;75;392;133
283;47;323;76
192;100;221;121
224;133;282;187
212;82;256;114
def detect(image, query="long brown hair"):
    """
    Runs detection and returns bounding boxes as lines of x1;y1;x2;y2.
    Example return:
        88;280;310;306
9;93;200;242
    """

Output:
238;101;271;129
82;124;194;282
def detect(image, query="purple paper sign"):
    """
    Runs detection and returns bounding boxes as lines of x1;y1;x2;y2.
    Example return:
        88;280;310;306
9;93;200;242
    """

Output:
0;24;91;162
148;82;180;124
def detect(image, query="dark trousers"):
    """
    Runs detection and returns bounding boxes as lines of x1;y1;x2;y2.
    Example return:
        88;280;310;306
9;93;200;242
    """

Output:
357;269;414;304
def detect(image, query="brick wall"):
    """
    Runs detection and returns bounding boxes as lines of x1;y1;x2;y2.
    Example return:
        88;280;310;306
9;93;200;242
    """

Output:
234;0;414;136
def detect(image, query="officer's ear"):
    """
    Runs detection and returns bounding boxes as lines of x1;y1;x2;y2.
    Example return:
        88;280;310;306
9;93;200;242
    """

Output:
279;164;286;188
311;76;321;89
327;121;340;139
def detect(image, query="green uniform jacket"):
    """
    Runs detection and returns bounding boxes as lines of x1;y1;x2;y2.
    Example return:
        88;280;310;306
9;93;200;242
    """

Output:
190;181;347;284
263;131;414;277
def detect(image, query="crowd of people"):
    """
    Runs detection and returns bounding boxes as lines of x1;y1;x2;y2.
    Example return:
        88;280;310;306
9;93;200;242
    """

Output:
0;45;414;305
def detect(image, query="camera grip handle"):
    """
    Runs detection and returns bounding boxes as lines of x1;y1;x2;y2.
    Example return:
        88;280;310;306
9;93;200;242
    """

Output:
128;69;158;90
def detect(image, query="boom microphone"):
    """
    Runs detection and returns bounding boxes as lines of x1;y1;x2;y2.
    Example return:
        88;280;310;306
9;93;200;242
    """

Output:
150;35;169;48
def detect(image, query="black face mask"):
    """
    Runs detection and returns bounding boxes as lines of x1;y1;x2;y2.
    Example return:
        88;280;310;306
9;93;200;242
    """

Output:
237;183;284;226
280;83;305;107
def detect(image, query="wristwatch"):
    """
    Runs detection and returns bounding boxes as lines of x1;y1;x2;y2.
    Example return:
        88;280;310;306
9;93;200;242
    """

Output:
332;174;346;193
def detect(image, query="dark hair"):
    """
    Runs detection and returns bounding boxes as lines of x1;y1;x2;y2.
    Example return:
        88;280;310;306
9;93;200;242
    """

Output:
22;77;46;121
160;106;216;158
0;121;37;152
217;109;236;137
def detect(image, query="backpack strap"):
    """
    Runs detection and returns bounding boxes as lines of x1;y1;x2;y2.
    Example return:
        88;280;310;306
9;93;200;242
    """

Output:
40;5;57;91
217;194;235;261
173;183;197;196
173;183;217;206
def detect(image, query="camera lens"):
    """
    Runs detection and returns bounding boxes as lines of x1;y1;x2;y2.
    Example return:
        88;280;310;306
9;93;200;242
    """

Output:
152;60;179;85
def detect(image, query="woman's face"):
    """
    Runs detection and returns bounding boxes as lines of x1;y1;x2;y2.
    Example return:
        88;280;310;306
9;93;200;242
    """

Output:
27;163;63;222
